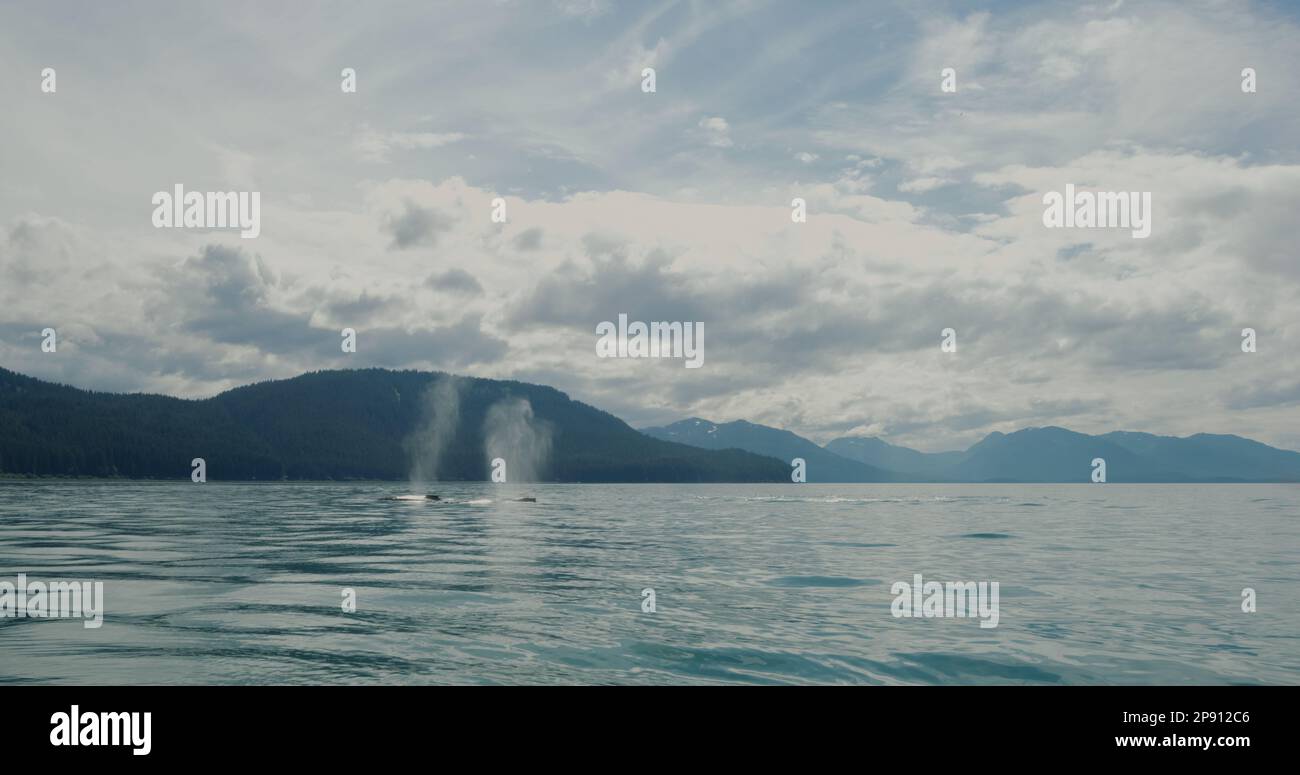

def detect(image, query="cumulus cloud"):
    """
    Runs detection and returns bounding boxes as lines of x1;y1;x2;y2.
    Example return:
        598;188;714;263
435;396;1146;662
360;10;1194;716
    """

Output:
427;268;484;296
1;0;1298;452
384;201;456;249
512;227;544;251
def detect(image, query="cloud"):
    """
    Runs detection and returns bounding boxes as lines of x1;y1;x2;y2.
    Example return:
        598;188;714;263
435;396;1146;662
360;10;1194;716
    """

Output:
171;245;320;355
2;1;1299;452
697;116;733;148
384;201;456;249
1224;379;1300;411
355;126;468;163
327;290;404;325
512;227;544;251
426;268;484;296
553;0;611;19
355;316;508;368
897;176;953;193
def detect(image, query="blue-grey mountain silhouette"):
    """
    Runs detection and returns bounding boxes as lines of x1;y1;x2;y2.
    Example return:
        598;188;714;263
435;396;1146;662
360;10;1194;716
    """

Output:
826;426;1300;483
640;417;896;482
648;418;1300;483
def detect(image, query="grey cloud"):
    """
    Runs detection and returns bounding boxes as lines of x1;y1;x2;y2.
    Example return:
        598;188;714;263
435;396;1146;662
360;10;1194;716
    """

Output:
1223;378;1300;411
385;201;455;250
170;245;321;356
0;321;262;394
167;246;506;369
507;238;808;334
352;316;508;369
1;216;80;288
326;291;405;326
426;268;484;296
512;227;544;251
506;249;705;329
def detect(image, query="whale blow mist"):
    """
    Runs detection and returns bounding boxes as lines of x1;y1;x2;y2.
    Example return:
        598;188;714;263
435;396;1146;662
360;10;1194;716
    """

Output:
405;376;461;483
483;397;552;482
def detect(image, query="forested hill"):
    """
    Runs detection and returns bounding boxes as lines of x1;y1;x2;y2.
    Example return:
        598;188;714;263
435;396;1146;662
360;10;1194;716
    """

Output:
0;367;789;482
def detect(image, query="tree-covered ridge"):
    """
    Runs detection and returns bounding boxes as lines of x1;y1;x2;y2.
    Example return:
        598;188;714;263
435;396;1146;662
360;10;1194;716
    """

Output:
0;367;788;482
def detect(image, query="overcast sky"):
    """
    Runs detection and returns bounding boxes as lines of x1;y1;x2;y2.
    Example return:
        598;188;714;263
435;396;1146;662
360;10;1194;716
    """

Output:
2;0;1298;452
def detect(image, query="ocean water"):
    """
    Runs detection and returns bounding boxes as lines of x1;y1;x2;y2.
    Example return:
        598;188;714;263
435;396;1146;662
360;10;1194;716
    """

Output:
0;481;1297;685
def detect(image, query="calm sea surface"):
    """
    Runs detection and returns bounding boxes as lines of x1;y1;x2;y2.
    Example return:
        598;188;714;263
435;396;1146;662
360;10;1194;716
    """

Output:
1;481;1297;685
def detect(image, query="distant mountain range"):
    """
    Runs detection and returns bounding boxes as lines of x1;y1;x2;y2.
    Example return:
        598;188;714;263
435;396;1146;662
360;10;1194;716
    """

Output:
0;367;786;482
643;418;1300;483
639;418;899;481
3;365;1297;482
